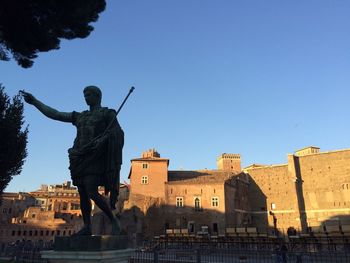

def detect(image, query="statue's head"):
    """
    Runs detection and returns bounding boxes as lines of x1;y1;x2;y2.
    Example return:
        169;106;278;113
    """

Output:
84;85;102;106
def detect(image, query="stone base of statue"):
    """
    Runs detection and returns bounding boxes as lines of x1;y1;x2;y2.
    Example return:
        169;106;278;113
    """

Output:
54;235;128;251
91;211;119;235
41;235;135;263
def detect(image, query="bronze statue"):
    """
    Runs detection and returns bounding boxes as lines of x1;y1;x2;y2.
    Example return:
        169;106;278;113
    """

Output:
21;86;129;236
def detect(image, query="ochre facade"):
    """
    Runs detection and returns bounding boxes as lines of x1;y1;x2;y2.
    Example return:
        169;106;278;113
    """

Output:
0;182;82;243
0;182;129;243
125;149;249;238
246;147;350;234
2;146;350;242
126;147;350;237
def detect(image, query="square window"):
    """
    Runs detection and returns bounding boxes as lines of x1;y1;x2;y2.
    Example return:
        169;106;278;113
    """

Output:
141;176;148;184
142;163;148;169
211;197;219;207
271;203;276;210
176;197;184;207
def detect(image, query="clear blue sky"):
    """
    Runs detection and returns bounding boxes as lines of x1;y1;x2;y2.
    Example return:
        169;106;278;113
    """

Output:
2;1;350;192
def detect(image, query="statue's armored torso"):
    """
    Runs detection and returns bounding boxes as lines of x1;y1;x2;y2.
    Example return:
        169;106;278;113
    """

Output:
73;108;110;150
69;107;112;181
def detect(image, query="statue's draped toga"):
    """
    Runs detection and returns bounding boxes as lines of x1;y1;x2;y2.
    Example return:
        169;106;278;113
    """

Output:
68;107;124;208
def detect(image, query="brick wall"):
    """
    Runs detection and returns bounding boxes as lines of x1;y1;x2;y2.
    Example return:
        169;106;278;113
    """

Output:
247;148;350;233
129;159;168;198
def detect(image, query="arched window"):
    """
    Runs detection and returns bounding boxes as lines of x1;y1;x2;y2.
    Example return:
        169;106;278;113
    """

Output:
194;198;201;211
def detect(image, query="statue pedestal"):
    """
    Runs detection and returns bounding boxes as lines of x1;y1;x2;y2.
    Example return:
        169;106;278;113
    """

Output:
42;235;135;263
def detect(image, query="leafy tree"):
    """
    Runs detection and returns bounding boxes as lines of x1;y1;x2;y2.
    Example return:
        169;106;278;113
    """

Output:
0;0;106;68
0;85;28;203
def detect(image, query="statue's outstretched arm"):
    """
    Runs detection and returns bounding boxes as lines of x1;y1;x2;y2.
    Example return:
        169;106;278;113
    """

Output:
21;91;73;123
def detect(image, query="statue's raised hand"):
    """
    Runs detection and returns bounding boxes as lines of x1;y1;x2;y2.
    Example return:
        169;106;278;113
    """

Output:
20;90;36;105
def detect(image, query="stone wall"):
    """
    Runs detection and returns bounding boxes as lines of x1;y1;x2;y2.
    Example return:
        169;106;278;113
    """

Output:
129;159;168;198
297;149;350;227
165;182;227;234
246;148;350;233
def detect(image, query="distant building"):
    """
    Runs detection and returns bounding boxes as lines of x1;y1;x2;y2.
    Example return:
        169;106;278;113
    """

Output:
217;153;241;172
3;145;350;241
246;146;350;234
124;146;350;238
0;181;130;243
124;149;249;238
0;181;82;243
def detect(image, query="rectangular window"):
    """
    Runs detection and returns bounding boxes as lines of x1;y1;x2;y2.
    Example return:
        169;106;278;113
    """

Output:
212;197;219;207
194;197;201;211
213;223;218;233
141;176;148;184
176;197;184;207
142;163;148;169
70;203;80;210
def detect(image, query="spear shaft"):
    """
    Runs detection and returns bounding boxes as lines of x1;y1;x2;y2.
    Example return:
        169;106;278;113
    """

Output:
116;86;135;116
102;86;135;136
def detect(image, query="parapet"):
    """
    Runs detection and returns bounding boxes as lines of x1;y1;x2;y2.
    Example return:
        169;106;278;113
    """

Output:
294;146;320;157
216;153;241;161
142;148;160;158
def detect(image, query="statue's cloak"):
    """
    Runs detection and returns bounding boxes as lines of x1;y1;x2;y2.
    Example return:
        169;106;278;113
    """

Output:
68;108;124;209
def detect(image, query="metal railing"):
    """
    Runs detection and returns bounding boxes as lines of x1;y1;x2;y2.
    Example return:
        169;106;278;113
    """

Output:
148;235;350;252
130;248;350;263
131;237;350;263
0;241;52;263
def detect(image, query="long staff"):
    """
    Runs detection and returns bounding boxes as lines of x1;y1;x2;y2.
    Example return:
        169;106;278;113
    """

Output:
101;86;135;137
97;87;135;141
116;86;135;116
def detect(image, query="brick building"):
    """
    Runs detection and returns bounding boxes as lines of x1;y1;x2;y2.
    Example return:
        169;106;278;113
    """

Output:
0;182;82;243
246;146;350;234
125;147;350;238
0;181;130;243
2;146;350;241
125;149;250;238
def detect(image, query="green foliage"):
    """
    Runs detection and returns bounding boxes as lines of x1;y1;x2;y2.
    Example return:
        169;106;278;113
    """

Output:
0;0;106;68
0;85;28;203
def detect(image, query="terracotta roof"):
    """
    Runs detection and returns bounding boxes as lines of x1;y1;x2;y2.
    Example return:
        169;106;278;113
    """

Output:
2;192;20;198
167;170;239;184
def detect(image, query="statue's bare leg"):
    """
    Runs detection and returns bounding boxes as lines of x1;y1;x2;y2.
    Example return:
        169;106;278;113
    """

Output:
74;186;92;236
88;188;120;235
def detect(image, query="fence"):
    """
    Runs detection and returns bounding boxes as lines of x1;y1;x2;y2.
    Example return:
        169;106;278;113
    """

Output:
129;248;350;263
131;237;350;263
0;241;52;263
148;236;350;253
2;238;350;262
